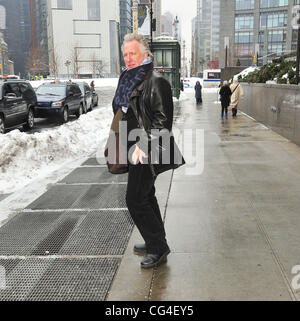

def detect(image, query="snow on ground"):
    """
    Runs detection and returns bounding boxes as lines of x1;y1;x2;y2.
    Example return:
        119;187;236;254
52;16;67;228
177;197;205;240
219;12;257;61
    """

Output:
1;78;119;195
1;76;217;196
0;106;113;194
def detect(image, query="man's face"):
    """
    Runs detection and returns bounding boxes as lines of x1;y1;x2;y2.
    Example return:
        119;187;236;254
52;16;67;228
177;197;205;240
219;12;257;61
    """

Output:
123;40;148;70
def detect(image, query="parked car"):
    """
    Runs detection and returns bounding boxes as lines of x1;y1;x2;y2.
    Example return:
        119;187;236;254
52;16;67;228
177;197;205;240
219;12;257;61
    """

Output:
91;89;98;108
75;81;93;113
35;82;83;123
0;79;37;134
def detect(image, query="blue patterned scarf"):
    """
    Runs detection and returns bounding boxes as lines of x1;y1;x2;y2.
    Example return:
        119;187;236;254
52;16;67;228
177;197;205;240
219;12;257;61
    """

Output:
113;58;153;114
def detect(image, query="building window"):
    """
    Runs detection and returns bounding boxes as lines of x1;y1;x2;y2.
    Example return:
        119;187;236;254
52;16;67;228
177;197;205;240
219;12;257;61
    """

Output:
235;15;254;30
88;0;100;21
292;29;298;42
235;31;253;43
234;44;253;57
260;0;288;8
57;0;72;9
268;43;286;56
295;0;300;4
268;29;286;42
0;5;6;30
260;11;288;28
259;31;265;43
235;0;254;10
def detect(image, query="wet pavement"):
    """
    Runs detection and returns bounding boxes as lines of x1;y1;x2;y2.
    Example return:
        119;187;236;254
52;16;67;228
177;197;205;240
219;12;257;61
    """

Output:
108;90;300;301
1;88;300;300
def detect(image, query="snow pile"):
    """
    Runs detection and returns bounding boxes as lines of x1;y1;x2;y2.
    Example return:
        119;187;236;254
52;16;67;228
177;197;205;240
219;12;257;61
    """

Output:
30;77;119;89
233;66;260;81
0;106;113;194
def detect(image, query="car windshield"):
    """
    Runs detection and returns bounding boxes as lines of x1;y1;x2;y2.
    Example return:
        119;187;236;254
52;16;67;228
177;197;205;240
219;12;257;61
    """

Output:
36;85;66;96
76;83;84;94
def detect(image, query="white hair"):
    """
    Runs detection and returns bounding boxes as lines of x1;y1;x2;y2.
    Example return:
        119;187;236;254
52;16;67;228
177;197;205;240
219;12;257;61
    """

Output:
122;33;153;60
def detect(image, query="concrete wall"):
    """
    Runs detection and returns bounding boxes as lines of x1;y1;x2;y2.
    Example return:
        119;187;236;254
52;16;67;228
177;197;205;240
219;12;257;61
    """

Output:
239;83;300;146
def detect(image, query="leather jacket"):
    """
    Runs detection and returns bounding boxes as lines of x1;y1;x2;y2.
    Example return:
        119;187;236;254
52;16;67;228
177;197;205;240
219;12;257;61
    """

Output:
128;70;185;176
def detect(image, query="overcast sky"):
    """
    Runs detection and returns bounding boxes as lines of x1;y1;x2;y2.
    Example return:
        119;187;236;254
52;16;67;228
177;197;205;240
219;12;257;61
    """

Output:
161;0;197;62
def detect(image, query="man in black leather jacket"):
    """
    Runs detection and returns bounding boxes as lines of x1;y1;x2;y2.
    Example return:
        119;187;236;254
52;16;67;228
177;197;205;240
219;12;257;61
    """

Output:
112;33;184;269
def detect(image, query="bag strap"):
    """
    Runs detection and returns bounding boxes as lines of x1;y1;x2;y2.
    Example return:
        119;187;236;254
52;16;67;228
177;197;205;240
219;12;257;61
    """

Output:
231;84;239;95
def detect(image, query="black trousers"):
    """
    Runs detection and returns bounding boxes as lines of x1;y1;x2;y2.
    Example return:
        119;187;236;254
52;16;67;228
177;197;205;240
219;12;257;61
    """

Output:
196;97;202;104
123;108;169;255
126;163;169;255
232;106;238;117
221;100;229;115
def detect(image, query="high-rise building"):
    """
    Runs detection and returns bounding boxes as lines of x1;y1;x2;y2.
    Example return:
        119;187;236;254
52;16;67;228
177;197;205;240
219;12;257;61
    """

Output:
120;0;132;43
192;0;220;74
47;0;121;78
219;0;298;68
0;0;32;76
160;11;173;37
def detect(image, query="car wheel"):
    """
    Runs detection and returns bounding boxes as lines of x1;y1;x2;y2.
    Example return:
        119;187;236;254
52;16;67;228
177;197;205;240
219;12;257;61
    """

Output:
76;104;83;118
61;107;69;123
23;108;35;130
0;116;5;134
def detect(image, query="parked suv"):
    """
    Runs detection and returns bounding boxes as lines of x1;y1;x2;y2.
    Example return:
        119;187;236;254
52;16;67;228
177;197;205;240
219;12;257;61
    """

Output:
0;79;37;134
35;82;83;123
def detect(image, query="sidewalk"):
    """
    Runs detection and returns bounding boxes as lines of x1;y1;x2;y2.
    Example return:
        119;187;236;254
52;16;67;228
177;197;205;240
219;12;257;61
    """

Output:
1;89;300;300
108;90;300;301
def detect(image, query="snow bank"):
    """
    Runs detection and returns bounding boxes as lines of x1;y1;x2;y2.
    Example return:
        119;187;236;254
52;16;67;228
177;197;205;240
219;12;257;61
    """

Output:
30;77;119;89
234;66;259;81
0;106;113;194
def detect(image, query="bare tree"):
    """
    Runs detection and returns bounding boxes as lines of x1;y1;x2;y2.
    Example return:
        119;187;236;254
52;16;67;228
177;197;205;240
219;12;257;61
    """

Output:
49;46;61;78
89;52;100;78
97;60;109;77
71;43;82;77
25;46;49;76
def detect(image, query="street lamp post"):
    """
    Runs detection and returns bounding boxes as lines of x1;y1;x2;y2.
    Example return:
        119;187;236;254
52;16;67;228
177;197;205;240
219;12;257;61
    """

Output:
296;23;300;84
65;59;71;79
150;0;153;49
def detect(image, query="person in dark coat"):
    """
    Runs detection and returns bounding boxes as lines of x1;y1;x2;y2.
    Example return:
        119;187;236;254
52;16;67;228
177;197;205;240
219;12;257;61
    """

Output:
111;33;184;269
194;81;202;104
180;79;184;91
219;80;231;119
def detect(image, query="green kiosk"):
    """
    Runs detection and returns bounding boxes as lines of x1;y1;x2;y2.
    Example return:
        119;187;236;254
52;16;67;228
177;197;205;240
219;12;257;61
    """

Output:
151;40;181;99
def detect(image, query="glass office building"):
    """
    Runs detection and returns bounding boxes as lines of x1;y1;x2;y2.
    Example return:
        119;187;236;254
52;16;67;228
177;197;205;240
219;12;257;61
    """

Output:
220;0;298;67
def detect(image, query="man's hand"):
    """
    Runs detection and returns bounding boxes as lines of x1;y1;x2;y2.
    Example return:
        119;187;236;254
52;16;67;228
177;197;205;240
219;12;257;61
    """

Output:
132;145;147;164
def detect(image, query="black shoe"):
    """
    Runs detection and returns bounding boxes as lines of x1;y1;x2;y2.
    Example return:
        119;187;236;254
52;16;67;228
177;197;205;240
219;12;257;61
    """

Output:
134;243;147;255
140;248;170;269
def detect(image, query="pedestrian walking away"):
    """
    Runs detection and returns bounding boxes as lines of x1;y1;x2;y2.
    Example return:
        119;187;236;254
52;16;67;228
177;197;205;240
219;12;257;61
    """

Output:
194;81;202;104
90;80;95;91
219;80;231;119
180;79;184;92
111;33;185;269
230;76;244;118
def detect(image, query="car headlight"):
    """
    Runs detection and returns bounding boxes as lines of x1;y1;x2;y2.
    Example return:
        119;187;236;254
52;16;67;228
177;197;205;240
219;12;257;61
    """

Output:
52;101;63;107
